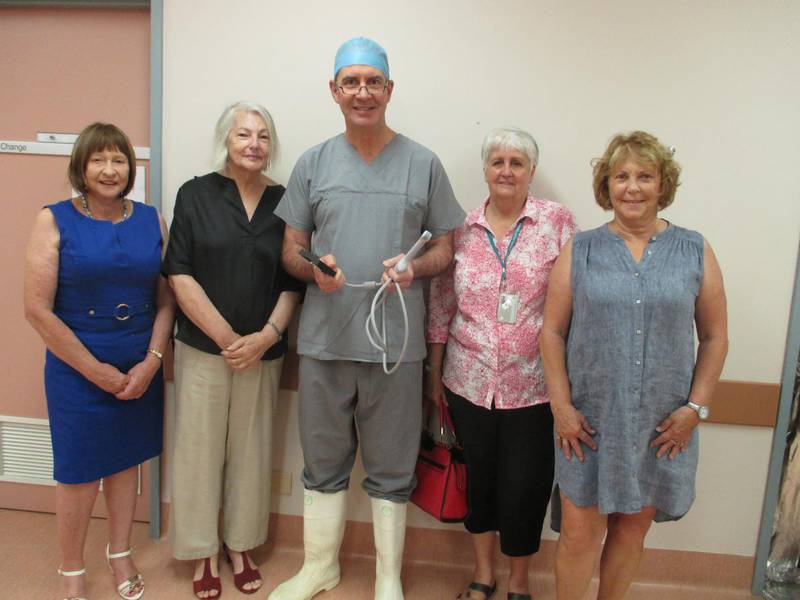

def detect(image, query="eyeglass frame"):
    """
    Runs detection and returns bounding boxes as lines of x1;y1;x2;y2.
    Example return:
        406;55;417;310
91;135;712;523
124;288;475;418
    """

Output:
335;79;391;96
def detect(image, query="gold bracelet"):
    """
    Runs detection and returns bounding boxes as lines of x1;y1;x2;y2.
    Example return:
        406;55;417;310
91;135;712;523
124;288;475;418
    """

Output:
147;348;163;360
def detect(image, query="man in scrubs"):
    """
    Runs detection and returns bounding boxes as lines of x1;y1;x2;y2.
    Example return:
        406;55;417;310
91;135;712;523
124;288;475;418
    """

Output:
270;37;465;600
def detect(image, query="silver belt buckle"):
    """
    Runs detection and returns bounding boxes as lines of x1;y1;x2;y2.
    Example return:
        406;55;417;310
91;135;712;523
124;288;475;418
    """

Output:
114;303;131;321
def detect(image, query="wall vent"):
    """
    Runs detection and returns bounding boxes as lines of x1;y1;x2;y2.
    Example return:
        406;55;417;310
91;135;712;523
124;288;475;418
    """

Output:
0;416;55;486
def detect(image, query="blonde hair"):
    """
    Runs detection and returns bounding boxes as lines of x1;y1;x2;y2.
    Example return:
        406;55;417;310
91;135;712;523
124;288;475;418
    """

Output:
592;131;681;211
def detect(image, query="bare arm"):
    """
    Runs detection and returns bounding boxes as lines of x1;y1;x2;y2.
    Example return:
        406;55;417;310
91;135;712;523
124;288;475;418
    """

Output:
281;225;315;282
423;342;447;406
281;224;345;292
427;342;445;369
383;230;455;288
24;209;128;394
688;240;728;406
540;239;597;461
651;239;728;459
424;259;457;406
116;213;177;399
540;240;574;408
148;213;177;356
169;274;239;351
411;231;454;279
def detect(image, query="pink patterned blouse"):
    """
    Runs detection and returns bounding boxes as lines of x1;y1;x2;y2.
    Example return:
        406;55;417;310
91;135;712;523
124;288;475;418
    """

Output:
427;195;577;409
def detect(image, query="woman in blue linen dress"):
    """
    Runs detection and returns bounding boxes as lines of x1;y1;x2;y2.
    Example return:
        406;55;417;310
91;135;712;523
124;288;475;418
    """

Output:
24;122;175;600
540;131;728;600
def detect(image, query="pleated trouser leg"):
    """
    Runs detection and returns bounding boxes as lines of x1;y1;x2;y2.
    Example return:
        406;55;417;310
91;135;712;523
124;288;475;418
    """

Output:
169;340;281;558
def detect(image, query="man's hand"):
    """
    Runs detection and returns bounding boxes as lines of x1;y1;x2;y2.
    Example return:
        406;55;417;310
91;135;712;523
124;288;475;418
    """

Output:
382;254;414;291
314;254;346;293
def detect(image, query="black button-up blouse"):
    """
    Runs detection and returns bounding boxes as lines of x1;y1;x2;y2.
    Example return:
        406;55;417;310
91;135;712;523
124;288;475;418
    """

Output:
163;172;304;360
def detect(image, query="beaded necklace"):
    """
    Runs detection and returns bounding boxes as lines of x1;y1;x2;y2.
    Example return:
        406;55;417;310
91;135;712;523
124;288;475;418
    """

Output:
80;194;128;221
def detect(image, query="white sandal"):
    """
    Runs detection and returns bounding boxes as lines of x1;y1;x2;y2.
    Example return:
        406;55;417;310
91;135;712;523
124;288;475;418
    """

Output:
105;544;145;600
57;566;88;600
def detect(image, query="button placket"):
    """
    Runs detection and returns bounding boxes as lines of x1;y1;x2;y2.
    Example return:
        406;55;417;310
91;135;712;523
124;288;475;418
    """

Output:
632;263;645;391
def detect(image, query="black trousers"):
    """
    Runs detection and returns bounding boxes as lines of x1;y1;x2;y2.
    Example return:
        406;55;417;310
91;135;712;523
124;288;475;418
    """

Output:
446;387;555;557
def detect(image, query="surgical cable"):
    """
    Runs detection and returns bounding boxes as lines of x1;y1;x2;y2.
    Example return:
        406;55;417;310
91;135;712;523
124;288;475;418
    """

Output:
344;278;409;374
342;230;431;375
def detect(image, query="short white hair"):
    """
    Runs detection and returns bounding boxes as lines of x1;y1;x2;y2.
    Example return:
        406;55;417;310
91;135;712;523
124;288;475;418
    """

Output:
212;101;279;175
481;127;539;170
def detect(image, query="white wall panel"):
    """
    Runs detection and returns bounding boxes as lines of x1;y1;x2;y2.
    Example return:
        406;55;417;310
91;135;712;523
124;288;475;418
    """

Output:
163;0;800;556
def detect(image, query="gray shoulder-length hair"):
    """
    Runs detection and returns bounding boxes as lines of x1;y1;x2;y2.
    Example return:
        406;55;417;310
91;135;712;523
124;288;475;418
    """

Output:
481;126;539;171
212;101;280;175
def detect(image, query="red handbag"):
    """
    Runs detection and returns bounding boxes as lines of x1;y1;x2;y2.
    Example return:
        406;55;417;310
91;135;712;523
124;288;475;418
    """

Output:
410;402;468;523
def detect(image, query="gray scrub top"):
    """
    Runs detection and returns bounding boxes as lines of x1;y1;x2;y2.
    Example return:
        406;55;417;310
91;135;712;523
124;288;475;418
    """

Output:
555;223;704;523
275;133;465;362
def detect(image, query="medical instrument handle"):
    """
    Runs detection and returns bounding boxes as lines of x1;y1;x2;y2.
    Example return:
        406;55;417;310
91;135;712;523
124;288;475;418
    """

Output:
395;231;432;273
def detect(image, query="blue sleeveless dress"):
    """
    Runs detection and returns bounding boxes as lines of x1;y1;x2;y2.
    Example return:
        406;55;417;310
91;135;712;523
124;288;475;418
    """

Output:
554;223;704;524
44;199;164;484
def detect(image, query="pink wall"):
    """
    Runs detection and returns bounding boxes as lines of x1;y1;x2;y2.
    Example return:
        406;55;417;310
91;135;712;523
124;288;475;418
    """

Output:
0;7;150;143
0;6;151;518
0;6;150;418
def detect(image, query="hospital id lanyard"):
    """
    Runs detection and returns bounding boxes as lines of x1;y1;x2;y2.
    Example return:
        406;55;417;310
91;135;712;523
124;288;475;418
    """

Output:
485;219;524;283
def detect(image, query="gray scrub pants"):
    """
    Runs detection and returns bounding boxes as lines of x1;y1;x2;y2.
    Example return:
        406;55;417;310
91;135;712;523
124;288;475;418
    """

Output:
298;356;422;502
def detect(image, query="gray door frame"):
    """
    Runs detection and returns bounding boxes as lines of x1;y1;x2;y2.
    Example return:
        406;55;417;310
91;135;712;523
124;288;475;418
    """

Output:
752;242;800;595
148;0;163;539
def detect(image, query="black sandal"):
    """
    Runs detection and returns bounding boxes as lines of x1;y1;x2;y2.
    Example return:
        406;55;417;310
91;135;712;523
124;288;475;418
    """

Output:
456;581;497;599
507;593;532;600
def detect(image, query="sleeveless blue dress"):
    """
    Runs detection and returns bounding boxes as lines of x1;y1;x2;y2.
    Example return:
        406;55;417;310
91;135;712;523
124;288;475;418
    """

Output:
44;199;164;484
554;223;704;524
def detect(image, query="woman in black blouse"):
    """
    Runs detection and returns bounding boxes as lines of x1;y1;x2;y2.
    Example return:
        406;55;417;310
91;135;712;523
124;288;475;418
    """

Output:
164;101;303;599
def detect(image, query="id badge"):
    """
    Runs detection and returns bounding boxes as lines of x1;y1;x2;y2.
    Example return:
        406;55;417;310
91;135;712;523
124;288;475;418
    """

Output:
497;292;519;323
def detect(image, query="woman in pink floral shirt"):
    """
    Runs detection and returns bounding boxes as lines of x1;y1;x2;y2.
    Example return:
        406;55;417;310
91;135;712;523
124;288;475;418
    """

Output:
426;127;576;600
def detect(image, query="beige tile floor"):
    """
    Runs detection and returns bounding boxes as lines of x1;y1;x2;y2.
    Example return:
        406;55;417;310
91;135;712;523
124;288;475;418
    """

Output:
0;508;758;599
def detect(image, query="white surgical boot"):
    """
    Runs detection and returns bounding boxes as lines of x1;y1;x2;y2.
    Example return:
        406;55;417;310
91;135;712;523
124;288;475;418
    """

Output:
268;489;347;600
371;498;407;600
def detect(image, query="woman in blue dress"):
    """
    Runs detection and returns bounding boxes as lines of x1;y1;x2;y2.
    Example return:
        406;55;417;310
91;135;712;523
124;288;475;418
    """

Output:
24;122;175;600
540;131;728;600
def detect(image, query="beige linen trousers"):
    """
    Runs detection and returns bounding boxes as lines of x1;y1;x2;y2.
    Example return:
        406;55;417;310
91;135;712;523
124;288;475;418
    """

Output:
169;340;283;559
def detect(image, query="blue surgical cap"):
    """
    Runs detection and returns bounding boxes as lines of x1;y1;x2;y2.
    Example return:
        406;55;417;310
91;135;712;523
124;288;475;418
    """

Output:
333;37;390;80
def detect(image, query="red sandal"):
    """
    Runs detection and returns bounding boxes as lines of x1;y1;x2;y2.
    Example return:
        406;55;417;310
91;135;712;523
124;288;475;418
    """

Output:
224;545;262;594
193;557;221;599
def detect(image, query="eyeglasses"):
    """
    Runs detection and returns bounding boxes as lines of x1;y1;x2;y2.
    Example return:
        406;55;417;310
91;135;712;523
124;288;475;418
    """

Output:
336;80;389;96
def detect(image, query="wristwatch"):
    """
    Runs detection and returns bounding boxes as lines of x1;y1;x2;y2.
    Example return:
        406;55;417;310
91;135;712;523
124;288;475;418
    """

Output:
686;401;710;420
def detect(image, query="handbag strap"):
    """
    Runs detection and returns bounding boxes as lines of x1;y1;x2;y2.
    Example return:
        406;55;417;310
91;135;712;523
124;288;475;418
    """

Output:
438;402;460;448
422;395;460;448
439;402;455;432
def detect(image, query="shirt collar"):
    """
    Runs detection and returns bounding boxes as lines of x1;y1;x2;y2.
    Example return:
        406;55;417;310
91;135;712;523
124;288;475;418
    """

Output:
466;194;540;230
